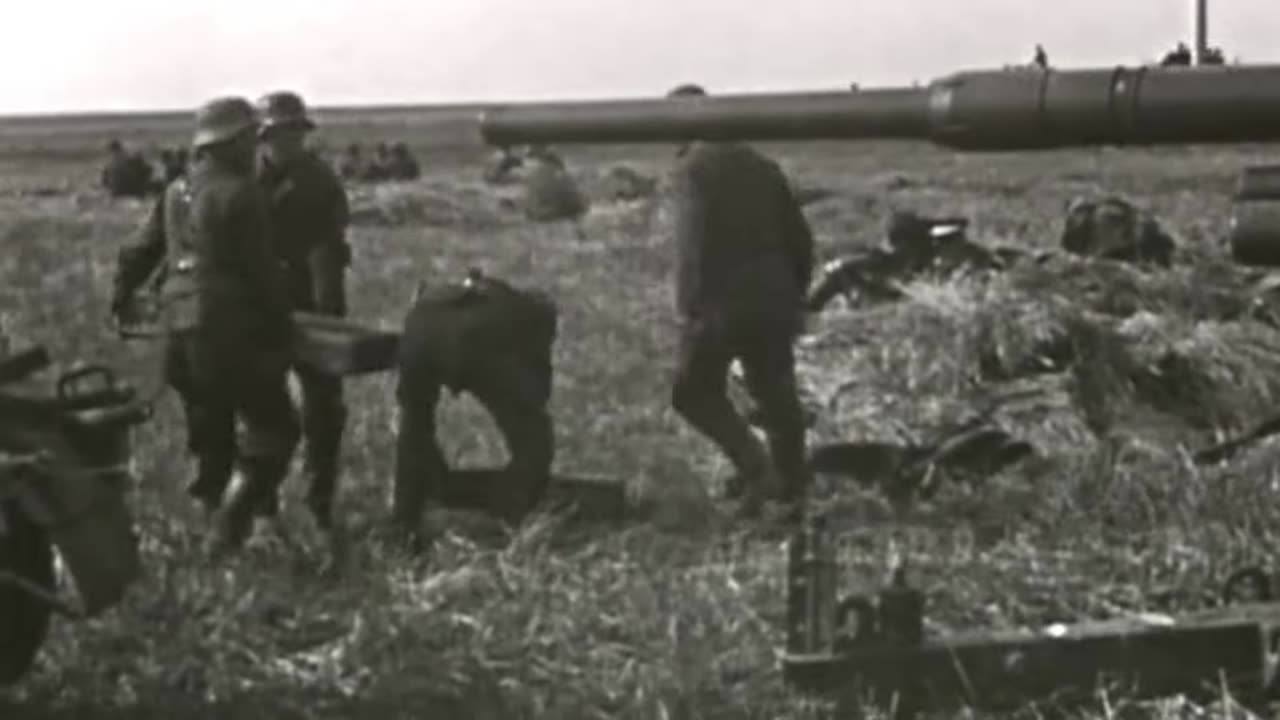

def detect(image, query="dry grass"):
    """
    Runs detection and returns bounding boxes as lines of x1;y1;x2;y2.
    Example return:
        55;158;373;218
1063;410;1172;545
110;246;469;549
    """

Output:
2;108;1280;718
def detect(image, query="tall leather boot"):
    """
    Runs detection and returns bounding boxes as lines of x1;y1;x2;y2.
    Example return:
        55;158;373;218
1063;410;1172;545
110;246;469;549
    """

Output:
208;454;290;557
303;422;344;530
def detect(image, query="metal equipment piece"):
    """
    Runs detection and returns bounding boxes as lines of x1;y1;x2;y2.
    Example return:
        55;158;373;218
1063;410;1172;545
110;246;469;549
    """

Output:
782;516;1280;718
0;347;151;685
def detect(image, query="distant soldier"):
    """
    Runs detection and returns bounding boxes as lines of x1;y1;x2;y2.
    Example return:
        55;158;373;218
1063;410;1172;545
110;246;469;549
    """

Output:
363;142;393;182
392;269;558;549
521;144;587;230
110;97;300;555
1033;44;1049;69
387;142;421;180
337;143;364;181
482;147;524;185
255;90;352;529
1162;42;1192;66
664;84;815;519
101;139;157;199
160;147;189;184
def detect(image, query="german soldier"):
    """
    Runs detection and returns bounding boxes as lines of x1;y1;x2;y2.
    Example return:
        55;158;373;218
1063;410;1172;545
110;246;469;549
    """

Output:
392;269;557;548
254;90;352;528
664;84;815;519
112;97;300;554
101;139;157;199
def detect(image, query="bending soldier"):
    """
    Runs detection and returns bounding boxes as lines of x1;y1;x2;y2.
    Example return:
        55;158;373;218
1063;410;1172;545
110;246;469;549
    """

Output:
111;97;300;554
664;84;815;519
255;90;352;528
393;269;557;547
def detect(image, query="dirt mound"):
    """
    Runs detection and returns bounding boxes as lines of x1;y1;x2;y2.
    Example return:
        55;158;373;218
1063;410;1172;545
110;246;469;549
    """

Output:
800;250;1280;472
591;165;658;204
348;182;508;229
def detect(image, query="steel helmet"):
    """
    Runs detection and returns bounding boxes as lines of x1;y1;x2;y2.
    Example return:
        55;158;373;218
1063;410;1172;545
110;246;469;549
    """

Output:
257;91;316;133
667;83;707;99
193;96;259;149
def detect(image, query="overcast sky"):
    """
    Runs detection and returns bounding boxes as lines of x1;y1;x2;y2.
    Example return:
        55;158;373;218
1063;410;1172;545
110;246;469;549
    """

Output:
1;0;1275;114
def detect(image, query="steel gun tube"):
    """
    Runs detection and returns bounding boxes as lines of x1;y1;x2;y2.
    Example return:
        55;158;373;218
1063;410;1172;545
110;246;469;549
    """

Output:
479;64;1280;151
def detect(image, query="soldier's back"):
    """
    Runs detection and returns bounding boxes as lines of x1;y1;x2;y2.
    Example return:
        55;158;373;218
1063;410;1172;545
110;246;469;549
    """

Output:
675;141;797;266
402;274;557;389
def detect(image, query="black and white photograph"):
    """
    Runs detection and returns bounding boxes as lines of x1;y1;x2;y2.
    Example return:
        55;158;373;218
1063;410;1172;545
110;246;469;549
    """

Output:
1;0;1279;717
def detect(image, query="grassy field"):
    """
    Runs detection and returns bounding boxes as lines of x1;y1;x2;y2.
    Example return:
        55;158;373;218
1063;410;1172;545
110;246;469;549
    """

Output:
2;106;1280;718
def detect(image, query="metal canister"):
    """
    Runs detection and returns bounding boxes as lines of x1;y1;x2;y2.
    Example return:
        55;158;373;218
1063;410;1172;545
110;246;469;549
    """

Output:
786;515;838;654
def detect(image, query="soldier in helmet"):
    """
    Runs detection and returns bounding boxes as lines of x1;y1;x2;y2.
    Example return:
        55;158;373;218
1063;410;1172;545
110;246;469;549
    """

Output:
111;96;300;555
111;154;205;495
663;83;815;520
363;142;392;182
392;268;558;550
337;143;364;181
101;139;157;199
388;142;421;181
254;90;352;529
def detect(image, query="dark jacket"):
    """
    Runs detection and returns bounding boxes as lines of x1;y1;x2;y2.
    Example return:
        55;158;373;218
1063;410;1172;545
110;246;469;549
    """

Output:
669;141;814;328
257;150;351;315
183;158;294;346
399;274;557;397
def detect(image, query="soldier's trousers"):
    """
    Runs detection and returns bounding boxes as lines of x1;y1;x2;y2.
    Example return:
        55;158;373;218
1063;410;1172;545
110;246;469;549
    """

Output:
163;337;200;454
393;357;554;528
175;331;300;512
671;314;811;503
291;365;346;519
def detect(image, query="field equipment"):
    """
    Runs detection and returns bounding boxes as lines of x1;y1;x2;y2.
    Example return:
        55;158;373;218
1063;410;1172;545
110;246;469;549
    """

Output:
477;62;1280;269
115;297;401;377
783;516;1280;718
0;347;151;685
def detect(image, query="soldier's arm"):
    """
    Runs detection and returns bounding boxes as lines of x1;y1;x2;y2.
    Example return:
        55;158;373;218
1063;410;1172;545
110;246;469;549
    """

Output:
111;192;167;308
779;171;816;297
306;170;351;316
670;160;708;319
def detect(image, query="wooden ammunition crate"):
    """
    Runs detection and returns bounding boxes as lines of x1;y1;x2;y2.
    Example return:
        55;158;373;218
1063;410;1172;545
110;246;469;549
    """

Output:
291;312;401;377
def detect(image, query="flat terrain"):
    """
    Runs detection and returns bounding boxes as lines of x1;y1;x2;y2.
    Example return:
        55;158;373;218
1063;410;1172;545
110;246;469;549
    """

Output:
2;106;1280;718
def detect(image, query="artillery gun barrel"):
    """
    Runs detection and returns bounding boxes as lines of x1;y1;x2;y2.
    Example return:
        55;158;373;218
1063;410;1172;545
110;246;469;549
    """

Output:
478;64;1280;151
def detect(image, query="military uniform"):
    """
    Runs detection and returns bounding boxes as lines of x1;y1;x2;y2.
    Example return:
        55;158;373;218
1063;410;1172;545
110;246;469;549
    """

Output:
254;91;352;526
393;271;557;537
113;97;299;553
112;176;207;466
667;138;815;515
101;141;157;199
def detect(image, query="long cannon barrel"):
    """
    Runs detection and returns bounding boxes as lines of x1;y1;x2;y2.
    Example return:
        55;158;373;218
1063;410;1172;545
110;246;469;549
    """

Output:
478;64;1280;151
